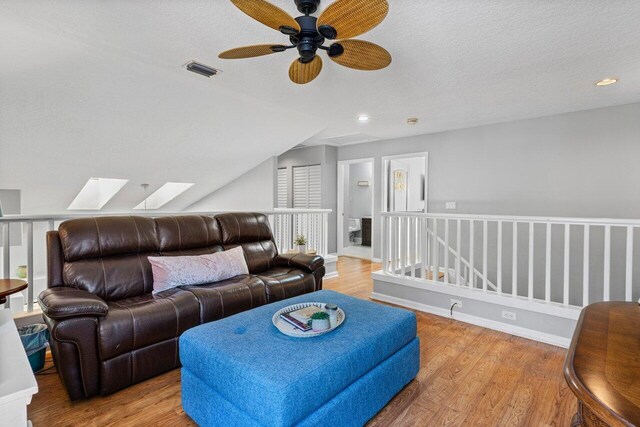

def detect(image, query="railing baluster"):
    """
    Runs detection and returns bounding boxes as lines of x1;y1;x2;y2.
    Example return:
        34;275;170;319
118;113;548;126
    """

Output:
444;219;450;283
409;217;416;278
626;226;634;301
563;224;570;306
603;225;611;301
512;222;518;297
400;217;407;276
323;213;328;256
422;218;429;280
27;222;34;312
391;216;398;274
432;219;439;282
456;219;462;287
427;219;433;278
382;215;389;273
583;225;590;307
316;213;320;253
2;223;10;309
497;220;502;294
545;223;552;303
482;220;488;291
469;220;475;287
528;222;534;300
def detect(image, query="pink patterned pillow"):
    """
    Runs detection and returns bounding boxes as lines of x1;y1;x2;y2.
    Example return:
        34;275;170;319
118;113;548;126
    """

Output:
148;247;249;294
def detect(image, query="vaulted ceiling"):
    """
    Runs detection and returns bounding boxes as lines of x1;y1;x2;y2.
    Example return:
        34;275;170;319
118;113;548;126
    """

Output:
1;1;639;213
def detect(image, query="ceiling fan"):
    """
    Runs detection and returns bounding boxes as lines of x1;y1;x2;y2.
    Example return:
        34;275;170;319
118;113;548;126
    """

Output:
219;0;391;84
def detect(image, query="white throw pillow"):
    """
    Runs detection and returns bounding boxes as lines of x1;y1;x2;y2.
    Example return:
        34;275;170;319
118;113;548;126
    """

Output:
148;246;249;294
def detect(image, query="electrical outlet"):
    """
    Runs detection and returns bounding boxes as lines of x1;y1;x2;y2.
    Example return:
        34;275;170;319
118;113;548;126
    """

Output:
450;299;462;309
445;201;457;210
502;310;517;321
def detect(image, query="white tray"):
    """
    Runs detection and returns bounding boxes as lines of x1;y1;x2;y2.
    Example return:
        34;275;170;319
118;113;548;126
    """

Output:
272;302;345;338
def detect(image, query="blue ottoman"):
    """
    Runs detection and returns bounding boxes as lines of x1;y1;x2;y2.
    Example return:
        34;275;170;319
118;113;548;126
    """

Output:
180;290;419;427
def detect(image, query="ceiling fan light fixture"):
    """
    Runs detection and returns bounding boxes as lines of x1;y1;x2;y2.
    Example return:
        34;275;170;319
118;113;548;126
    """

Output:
318;24;337;40
595;78;618;86
279;25;299;36
328;43;344;57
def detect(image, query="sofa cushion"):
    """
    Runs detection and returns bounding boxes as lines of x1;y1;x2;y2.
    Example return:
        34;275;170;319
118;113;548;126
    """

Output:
155;215;223;255
59;216;160;300
181;275;266;323
64;253;157;301
98;288;200;360
59;216;158;262
256;267;316;303
216;213;277;274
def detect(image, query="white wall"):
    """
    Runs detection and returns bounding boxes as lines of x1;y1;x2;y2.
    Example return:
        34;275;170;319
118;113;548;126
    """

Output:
338;102;640;260
186;157;277;212
0;189;22;245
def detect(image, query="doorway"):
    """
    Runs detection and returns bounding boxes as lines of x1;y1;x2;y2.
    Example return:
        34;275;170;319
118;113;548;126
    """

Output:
337;158;374;260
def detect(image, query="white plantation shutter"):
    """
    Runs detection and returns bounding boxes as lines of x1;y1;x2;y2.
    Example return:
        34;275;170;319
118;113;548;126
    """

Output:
277;168;288;208
292;165;322;251
293;165;321;209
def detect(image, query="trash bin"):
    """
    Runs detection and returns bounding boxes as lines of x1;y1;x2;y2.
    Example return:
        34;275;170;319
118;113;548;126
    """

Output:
18;324;49;373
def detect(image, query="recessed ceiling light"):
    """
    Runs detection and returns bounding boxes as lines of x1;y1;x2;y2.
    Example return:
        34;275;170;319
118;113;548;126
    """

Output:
406;117;419;125
595;78;618;86
357;115;370;123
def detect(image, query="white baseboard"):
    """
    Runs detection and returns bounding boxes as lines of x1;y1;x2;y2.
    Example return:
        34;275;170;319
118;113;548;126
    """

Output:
370;292;571;348
324;271;339;280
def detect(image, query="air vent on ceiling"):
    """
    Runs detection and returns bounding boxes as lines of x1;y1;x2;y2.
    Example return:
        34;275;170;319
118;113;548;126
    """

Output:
184;61;221;78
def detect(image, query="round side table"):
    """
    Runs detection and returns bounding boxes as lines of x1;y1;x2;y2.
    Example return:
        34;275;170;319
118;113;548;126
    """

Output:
0;279;28;305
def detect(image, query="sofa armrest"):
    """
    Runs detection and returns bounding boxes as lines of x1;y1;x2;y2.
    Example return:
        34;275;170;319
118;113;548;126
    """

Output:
274;253;324;273
38;287;109;320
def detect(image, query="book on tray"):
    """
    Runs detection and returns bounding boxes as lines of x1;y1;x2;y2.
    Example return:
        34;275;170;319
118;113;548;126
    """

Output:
279;306;324;332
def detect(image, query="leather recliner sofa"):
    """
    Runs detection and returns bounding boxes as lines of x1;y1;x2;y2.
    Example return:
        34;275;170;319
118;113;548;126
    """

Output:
38;213;325;400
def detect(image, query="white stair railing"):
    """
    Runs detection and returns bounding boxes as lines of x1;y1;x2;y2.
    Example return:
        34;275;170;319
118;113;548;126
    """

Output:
427;228;498;291
0;209;331;314
381;212;640;309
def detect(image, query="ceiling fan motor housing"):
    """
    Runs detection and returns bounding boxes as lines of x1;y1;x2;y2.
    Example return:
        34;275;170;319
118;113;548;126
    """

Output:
295;0;320;14
294;16;325;60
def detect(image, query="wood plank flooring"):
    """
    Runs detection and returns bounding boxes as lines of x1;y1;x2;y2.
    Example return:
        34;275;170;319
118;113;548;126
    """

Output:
28;257;576;426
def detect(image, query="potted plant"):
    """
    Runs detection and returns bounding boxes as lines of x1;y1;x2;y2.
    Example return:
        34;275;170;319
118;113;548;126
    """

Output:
294;234;307;254
16;265;27;279
310;311;330;332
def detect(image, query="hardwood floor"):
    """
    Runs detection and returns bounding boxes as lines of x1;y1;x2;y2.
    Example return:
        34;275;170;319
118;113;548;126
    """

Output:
28;257;576;426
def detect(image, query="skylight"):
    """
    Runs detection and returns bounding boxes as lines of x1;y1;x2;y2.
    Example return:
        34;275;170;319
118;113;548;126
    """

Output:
68;178;129;210
133;182;194;210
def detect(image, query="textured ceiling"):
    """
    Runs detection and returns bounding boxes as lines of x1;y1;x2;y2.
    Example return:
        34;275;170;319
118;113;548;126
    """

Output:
1;1;640;212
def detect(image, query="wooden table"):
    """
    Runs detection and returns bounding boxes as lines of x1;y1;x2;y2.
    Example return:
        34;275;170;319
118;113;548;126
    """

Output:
564;302;640;426
0;279;28;305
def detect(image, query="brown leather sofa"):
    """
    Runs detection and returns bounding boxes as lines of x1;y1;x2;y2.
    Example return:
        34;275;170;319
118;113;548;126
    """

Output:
38;213;324;400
